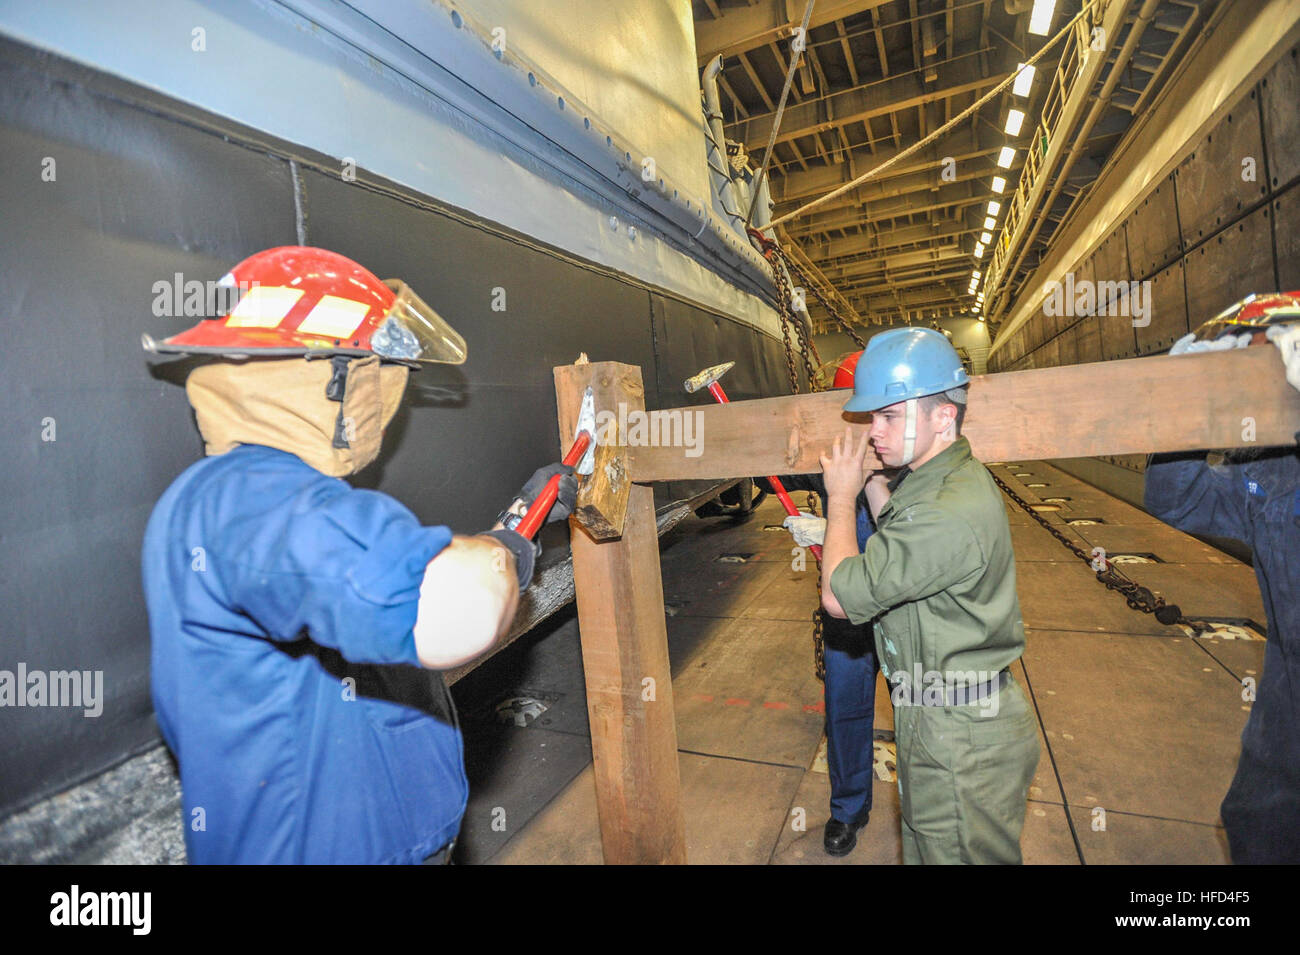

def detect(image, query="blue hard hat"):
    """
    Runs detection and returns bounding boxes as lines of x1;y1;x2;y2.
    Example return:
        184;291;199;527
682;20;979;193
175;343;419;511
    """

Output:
843;327;969;412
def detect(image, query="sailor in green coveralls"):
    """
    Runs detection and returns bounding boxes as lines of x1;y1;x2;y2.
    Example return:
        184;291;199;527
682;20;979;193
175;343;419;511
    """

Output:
819;327;1039;864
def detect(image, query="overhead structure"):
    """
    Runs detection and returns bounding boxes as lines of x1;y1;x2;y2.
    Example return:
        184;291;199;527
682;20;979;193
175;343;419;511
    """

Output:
692;0;1219;331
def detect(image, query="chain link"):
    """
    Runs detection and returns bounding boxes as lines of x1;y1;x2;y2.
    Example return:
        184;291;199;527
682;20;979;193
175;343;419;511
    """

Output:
985;467;1210;632
747;228;821;394
781;253;867;350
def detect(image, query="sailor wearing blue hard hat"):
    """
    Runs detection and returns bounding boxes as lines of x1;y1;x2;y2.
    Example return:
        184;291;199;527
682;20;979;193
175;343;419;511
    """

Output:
818;326;1040;864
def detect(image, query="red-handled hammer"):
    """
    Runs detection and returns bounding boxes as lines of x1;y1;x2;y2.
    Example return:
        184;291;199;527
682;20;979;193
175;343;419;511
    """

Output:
684;362;822;560
515;386;597;539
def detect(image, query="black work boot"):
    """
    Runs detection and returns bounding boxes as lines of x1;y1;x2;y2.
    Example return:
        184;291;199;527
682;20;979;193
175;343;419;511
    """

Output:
823;814;869;857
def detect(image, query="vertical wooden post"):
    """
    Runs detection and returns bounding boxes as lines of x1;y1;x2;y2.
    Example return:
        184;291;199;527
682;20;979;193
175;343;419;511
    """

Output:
554;361;687;865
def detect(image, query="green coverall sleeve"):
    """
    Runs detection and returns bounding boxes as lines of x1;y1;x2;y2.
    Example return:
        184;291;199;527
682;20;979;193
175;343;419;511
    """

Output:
828;502;983;625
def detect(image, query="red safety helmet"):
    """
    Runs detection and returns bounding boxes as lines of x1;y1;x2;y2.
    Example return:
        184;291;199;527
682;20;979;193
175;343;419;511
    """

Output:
832;350;863;389
1189;291;1300;344
142;246;467;365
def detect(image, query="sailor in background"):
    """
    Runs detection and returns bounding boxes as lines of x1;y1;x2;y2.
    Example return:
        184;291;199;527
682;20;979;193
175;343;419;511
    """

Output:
141;246;575;864
1145;294;1300;864
774;351;887;857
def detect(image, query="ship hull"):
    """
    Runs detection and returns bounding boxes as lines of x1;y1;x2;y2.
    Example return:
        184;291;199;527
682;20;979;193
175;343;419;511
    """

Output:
0;36;795;819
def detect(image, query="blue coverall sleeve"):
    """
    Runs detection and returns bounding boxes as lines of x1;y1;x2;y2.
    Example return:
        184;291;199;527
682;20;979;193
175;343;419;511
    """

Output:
1143;452;1252;547
219;481;454;666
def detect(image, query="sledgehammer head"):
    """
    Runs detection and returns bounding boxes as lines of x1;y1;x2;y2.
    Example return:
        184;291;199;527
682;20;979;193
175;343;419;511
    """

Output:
684;361;735;394
575;387;596;475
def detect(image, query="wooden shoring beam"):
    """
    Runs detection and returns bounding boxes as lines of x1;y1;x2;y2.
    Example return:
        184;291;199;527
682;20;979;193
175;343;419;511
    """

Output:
554;361;687;865
626;348;1300;483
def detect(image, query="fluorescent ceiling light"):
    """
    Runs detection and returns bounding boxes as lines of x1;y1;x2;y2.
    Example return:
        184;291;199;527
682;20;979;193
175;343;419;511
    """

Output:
972;270;981;278
997;147;1016;169
1013;63;1035;97
987;200;1001;215
980;231;993;244
973;243;985;258
983;216;996;230
991;176;1007;193
1005;109;1026;137
1028;0;1056;36
977;313;985;322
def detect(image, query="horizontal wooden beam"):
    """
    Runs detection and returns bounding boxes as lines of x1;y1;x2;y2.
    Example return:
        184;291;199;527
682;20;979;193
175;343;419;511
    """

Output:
628;348;1300;483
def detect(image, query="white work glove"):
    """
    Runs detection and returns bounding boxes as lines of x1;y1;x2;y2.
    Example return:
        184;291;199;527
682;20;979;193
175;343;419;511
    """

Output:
1266;322;1300;393
782;511;827;547
1168;331;1253;355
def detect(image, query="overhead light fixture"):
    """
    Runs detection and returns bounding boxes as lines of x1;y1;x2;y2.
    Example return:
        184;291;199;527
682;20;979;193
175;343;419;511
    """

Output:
972;270;981;279
1028;0;1056;36
991;176;1007;193
977;313;986;322
1004;109;1026;137
980;231;992;244
987;200;1001;215
1012;63;1035;97
983;216;996;230
997;147;1016;169
973;242;985;258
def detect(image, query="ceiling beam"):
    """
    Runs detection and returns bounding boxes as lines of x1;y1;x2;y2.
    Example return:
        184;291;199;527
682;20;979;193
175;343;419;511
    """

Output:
771;126;989;200
807;218;977;260
773;152;1019;218
783;181;989;235
695;0;892;65
727;53;1006;152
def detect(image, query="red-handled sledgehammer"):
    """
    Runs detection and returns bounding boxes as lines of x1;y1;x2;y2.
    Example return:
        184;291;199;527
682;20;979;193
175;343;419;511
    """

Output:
684;362;822;560
514;386;597;539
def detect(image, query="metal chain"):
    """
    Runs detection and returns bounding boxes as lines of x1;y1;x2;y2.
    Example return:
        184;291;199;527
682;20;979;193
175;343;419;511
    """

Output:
806;491;825;680
780;253;867;350
986;467;1211;633
747;228;818;393
744;229;845;679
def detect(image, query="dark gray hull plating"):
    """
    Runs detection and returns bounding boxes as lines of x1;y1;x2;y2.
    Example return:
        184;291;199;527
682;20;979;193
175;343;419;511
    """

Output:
0;37;794;820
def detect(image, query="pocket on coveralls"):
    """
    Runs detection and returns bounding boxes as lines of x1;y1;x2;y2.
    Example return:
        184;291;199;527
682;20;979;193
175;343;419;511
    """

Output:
900;709;961;852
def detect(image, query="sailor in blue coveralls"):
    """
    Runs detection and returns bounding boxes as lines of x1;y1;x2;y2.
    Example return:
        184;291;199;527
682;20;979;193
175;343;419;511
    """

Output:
769;349;890;857
778;475;880;856
1144;304;1300;864
140;247;576;864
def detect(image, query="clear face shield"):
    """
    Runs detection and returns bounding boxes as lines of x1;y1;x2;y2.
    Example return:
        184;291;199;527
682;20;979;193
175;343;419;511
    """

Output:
370;280;469;365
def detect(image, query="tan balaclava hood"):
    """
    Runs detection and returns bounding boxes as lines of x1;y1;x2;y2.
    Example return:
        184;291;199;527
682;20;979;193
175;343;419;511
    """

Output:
186;355;410;476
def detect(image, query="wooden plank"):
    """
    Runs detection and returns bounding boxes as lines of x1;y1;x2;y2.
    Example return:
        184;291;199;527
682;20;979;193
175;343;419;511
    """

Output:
628;347;1300;482
554;361;687;865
